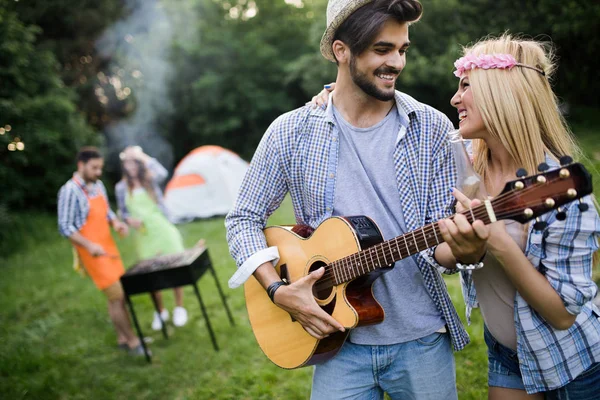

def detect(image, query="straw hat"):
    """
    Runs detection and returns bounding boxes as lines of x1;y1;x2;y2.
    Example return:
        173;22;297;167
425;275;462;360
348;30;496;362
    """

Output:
119;145;144;161
320;0;375;62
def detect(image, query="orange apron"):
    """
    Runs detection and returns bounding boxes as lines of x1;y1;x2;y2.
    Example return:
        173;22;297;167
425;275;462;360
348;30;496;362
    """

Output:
73;179;125;290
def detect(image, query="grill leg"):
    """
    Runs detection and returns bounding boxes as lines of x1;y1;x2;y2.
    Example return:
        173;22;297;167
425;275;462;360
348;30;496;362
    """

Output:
125;294;151;363
209;264;235;326
192;282;219;351
150;292;168;340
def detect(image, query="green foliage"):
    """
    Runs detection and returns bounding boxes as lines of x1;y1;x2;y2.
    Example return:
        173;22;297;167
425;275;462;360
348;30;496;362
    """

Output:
404;0;600;115
2;0;599;213
6;0;125;129
163;0;600;157
166;0;331;160
0;8;98;243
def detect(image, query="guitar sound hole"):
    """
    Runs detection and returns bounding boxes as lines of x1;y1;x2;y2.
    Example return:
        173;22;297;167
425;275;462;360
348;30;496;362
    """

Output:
310;261;333;301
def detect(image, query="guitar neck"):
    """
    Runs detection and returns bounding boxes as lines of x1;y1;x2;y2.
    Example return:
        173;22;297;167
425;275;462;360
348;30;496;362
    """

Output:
328;200;496;285
314;162;591;289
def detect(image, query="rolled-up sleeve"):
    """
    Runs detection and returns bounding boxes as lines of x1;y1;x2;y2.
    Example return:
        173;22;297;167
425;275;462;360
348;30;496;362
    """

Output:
225;118;289;287
542;195;600;316
57;185;79;237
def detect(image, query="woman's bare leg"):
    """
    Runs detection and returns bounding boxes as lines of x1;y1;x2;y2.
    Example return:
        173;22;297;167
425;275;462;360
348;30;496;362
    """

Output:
174;287;184;307
151;291;164;312
489;387;543;400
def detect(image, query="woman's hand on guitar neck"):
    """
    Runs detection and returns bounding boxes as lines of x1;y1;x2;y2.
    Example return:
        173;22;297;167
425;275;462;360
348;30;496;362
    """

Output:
438;188;489;264
274;267;346;340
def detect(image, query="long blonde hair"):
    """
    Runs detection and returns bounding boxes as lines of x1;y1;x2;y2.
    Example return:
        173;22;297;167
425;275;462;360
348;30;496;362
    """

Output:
462;34;598;266
463;34;582;181
122;158;158;203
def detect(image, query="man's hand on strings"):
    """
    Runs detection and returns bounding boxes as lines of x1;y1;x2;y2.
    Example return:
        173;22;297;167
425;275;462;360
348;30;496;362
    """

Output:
273;266;345;340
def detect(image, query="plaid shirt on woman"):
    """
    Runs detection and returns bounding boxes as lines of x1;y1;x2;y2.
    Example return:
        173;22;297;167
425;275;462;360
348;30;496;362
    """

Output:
460;156;600;394
225;91;471;351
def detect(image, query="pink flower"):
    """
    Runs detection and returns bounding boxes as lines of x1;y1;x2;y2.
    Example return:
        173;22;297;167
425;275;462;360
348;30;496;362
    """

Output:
453;53;518;77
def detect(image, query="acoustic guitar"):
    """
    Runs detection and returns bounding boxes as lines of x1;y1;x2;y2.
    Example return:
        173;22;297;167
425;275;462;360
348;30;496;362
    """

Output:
245;160;593;369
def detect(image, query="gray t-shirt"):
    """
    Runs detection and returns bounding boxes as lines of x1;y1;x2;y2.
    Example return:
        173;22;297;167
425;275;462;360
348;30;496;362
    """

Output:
332;104;445;345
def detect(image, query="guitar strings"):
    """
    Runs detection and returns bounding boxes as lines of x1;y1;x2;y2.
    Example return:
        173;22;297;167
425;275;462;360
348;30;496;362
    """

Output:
321;194;557;284
317;189;517;283
313;196;552;291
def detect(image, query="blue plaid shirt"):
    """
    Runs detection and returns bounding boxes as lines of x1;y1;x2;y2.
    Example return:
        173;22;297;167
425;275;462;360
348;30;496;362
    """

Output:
57;174;116;237
460;156;600;393
226;91;470;351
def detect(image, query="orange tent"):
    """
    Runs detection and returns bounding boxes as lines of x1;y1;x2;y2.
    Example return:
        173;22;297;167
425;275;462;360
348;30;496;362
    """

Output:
164;146;249;222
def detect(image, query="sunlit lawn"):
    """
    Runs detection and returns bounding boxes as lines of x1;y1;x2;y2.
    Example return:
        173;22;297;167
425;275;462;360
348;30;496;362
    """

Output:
1;123;598;399
0;200;488;399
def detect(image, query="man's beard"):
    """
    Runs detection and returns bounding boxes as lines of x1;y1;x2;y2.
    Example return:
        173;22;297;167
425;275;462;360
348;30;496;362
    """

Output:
83;173;99;183
349;56;398;101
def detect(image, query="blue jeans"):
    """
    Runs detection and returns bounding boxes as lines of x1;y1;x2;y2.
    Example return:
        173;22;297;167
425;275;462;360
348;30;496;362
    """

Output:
545;361;600;399
311;331;457;400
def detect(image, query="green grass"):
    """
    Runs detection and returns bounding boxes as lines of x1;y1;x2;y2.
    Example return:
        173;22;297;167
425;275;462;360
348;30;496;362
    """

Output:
0;200;487;399
1;123;597;399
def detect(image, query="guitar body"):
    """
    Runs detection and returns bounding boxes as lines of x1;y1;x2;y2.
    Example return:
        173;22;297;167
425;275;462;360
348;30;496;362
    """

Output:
244;216;392;369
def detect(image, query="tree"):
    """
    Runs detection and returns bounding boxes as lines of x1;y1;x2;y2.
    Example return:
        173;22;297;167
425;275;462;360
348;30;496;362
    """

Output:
6;0;125;130
0;8;98;215
166;0;329;160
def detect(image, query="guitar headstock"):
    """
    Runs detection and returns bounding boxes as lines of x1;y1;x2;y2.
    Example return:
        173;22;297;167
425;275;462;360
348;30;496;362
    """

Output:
493;161;593;224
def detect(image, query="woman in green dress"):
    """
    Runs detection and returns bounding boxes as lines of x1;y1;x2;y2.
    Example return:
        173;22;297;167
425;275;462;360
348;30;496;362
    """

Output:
116;146;189;330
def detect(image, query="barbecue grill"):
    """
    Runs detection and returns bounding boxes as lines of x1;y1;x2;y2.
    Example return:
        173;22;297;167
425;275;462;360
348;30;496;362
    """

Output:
120;246;235;362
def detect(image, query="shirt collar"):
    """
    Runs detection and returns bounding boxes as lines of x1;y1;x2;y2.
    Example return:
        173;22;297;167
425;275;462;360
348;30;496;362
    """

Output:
73;172;98;192
320;90;413;128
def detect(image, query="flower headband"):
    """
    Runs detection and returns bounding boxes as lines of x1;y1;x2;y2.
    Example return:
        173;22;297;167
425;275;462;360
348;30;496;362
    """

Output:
453;53;545;78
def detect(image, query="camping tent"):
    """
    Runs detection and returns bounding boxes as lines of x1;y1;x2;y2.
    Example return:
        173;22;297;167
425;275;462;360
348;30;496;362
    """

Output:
164;145;248;223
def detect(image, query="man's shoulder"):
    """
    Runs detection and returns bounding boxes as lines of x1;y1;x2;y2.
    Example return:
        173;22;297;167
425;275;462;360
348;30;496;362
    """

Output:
58;177;77;194
269;104;324;132
265;104;329;145
395;91;452;124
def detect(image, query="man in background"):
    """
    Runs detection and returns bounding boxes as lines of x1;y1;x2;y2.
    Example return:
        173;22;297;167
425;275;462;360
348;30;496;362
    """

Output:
58;146;145;356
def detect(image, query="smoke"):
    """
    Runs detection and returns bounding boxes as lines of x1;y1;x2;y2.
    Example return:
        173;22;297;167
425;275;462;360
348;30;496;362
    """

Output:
95;0;174;171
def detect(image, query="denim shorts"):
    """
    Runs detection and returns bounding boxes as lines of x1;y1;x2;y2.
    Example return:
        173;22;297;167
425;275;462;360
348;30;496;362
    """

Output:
483;325;525;390
484;325;600;397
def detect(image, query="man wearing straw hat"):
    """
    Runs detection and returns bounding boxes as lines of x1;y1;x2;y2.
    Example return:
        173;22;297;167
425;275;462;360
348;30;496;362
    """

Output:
226;0;462;398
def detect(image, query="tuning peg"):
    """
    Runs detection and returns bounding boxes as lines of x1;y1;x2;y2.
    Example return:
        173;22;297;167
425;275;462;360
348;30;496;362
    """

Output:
533;218;548;231
578;200;589;212
516;168;528;178
537;162;550;172
555;207;567;221
559;155;573;166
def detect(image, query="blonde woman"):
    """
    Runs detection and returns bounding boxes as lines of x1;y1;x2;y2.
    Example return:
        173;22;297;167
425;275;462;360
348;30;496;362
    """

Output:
314;35;600;399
